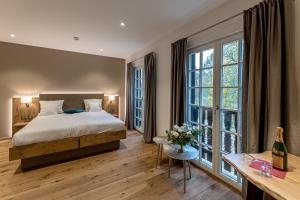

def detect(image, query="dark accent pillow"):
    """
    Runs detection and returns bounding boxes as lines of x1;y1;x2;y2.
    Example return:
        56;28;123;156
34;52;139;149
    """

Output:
64;109;85;114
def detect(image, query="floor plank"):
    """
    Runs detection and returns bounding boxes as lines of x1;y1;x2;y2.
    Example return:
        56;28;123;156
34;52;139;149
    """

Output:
0;131;242;200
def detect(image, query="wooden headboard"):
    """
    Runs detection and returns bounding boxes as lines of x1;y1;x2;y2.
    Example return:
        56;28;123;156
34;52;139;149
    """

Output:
39;93;104;110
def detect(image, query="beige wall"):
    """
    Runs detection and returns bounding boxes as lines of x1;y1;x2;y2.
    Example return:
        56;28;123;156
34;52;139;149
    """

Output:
126;0;262;136
0;42;125;138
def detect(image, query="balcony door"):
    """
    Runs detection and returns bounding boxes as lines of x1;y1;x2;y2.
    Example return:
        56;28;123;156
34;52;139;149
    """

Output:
133;66;144;133
186;33;243;187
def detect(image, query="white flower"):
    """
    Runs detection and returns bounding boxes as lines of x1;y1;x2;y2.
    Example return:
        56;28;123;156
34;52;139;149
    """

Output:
173;132;179;137
187;131;192;135
178;127;184;133
173;125;179;130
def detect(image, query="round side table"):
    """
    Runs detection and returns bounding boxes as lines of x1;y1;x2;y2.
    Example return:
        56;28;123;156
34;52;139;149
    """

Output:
163;144;198;193
153;136;170;168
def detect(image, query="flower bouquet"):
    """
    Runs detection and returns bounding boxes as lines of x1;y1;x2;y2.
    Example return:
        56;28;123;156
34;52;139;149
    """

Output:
166;124;202;153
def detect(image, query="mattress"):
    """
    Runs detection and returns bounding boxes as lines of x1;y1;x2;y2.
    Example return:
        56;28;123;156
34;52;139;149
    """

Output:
12;111;125;147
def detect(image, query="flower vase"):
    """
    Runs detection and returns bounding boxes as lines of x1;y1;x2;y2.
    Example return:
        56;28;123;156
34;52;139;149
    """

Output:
178;144;184;153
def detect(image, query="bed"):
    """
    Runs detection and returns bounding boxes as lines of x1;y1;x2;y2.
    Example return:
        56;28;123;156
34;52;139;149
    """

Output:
9;93;126;170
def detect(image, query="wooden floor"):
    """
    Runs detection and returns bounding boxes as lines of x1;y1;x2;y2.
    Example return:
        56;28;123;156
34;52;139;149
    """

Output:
0;131;242;200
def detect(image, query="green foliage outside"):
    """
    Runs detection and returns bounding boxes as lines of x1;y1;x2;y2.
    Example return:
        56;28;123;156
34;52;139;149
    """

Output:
189;40;241;111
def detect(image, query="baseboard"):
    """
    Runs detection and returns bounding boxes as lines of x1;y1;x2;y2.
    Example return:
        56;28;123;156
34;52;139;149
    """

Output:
0;137;12;141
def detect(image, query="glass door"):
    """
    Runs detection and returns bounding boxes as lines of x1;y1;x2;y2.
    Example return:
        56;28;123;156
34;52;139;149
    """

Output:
187;46;215;168
219;39;243;182
187;33;243;187
134;67;144;132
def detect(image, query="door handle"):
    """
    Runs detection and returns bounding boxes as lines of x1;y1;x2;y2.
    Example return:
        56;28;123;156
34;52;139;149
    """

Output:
214;105;219;114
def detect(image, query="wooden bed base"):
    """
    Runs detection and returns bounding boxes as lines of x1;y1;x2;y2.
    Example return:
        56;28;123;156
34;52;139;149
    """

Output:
9;130;126;170
21;141;120;170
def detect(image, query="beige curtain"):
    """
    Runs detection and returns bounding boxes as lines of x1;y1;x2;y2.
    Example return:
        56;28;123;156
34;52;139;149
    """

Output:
170;38;187;128
243;0;296;154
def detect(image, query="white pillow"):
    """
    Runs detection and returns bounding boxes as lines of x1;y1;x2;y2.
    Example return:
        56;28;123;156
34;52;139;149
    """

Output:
39;100;64;116
84;99;102;112
88;101;102;112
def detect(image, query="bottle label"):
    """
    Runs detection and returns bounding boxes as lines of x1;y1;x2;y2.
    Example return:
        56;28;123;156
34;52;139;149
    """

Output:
273;154;284;170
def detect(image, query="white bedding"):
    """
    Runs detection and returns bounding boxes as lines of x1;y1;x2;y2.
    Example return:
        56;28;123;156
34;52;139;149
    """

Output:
12;111;125;147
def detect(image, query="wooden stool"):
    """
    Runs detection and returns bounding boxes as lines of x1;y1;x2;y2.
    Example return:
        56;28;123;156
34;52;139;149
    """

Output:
153;136;170;168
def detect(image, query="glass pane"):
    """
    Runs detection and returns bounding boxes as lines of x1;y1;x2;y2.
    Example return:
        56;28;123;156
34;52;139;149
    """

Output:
135;118;142;128
139;69;142;79
221;65;238;87
220;110;238;132
139;79;142;88
221;88;238;110
221;131;238;154
222;40;239;65
190;106;199;123
135;89;138;98
201;146;213;166
138;119;142;128
221;159;237;180
201;68;213;87
135;79;138;88
240;40;244;62
137;69;140;79
135;109;140;118
189;53;200;70
201;108;213;126
202;49;214;68
190;88;200;105
189;71;200;87
201;127;212;146
201;88;213;107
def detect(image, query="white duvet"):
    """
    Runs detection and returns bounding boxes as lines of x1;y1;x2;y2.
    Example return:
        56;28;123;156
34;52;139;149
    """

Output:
12;111;125;147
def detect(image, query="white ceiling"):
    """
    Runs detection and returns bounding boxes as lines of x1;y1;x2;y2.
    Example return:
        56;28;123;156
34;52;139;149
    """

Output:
0;0;228;58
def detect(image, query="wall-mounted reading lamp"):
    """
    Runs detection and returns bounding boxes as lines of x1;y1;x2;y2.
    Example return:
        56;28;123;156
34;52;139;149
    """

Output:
20;96;33;121
108;95;115;103
21;96;32;107
106;95;116;114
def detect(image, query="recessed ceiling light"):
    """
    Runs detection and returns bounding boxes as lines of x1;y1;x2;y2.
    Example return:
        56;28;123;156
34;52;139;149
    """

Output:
120;22;126;27
100;49;104;52
73;36;80;41
10;34;15;38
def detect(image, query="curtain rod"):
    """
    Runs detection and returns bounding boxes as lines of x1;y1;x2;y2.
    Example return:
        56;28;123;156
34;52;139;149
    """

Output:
129;12;243;63
128;52;156;64
186;11;243;39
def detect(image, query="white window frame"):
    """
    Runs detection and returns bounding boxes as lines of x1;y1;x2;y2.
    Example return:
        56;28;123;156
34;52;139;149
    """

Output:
133;59;145;133
186;32;243;190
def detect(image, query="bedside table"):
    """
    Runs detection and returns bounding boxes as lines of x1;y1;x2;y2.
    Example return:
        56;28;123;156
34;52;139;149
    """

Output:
13;122;29;135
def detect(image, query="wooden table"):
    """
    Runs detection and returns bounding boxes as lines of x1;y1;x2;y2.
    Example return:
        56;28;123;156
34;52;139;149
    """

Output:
223;151;300;200
164;144;198;193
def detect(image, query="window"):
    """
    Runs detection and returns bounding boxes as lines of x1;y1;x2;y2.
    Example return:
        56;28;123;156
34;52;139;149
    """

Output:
134;67;144;132
186;33;243;187
220;39;243;181
188;48;214;167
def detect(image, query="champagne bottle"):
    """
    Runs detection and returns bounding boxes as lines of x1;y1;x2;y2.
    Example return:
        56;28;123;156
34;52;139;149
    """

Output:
272;127;288;171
